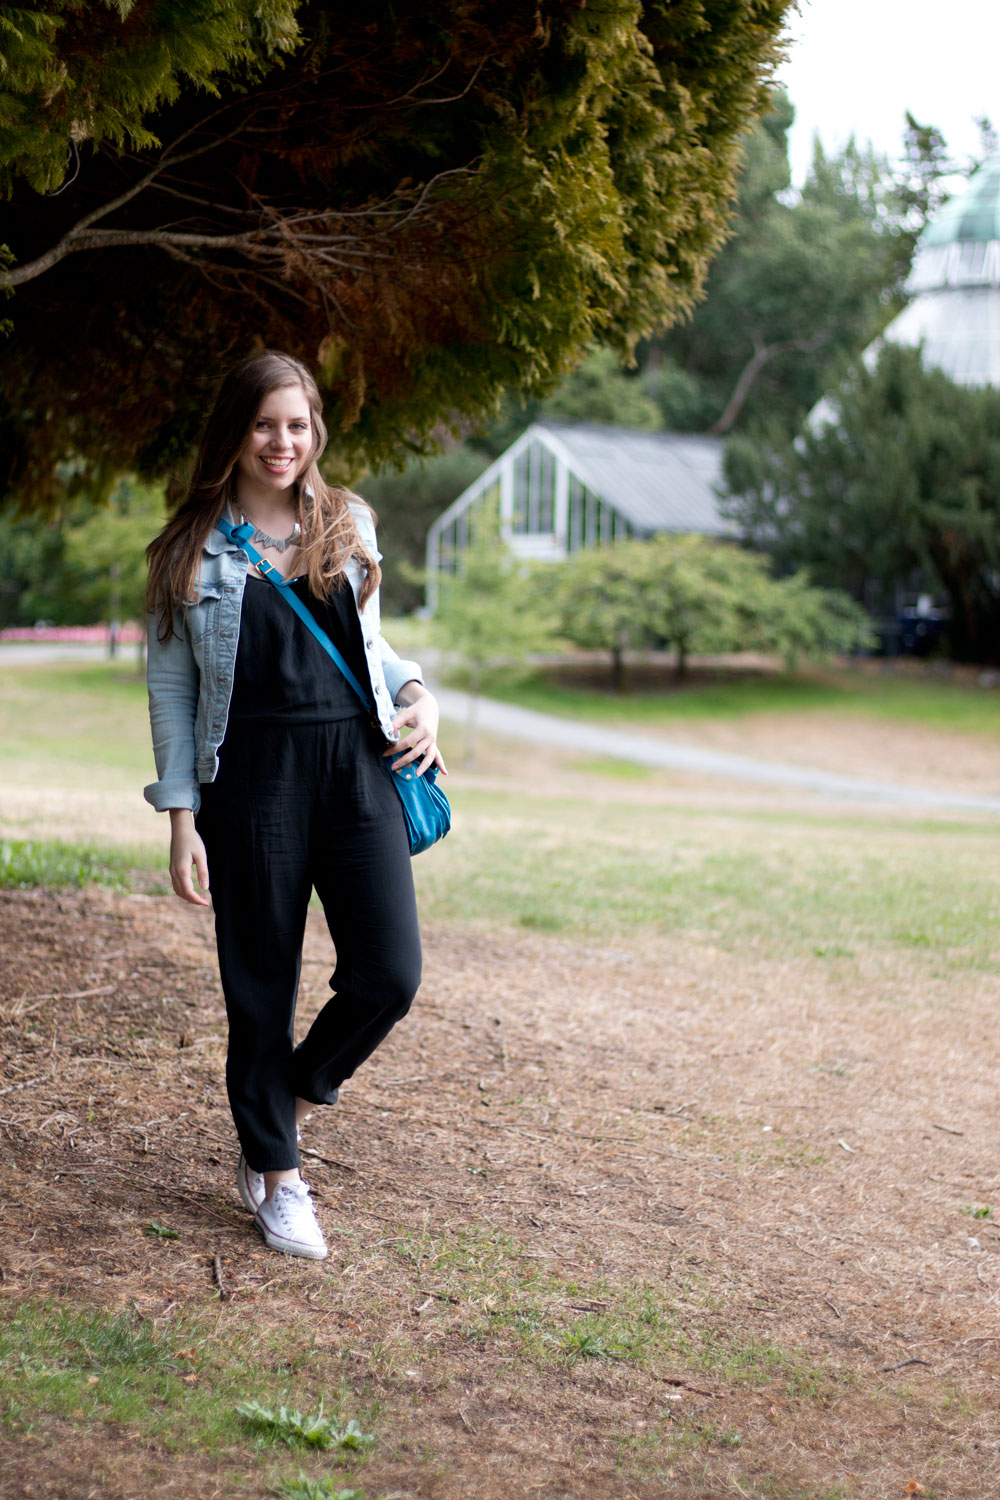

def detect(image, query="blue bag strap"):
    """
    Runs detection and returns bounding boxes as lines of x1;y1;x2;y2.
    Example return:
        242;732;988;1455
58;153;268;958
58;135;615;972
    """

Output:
217;517;373;713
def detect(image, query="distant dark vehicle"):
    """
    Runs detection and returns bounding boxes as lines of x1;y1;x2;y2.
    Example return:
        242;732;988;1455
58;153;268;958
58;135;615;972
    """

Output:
874;600;950;657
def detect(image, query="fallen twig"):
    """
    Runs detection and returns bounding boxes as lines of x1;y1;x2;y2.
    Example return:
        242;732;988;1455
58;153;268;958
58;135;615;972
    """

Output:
301;1147;357;1173
659;1375;715;1396
931;1123;964;1136
877;1358;931;1373
4;983;116;1005
212;1253;231;1300
0;1077;46;1098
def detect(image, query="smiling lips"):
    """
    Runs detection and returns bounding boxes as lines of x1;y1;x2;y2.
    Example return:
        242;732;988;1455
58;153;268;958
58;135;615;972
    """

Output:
260;456;293;472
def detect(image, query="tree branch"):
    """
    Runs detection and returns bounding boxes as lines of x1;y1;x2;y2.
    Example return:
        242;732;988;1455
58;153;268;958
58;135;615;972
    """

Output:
3;150;476;290
709;330;832;436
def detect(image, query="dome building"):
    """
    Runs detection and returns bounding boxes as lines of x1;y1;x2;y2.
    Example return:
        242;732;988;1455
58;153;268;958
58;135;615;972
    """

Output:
880;150;1000;386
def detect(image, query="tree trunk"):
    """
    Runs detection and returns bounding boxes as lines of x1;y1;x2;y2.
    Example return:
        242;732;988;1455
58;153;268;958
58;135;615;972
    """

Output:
464;687;480;765
674;640;689;680
611;643;628;693
709;331;830;436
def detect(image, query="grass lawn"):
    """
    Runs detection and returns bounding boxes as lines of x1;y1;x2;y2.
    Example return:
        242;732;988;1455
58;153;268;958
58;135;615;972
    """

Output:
484;659;1000;737
3;655;1000;1499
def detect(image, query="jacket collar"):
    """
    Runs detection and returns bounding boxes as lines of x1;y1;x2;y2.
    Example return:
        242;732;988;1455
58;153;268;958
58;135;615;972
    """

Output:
205;499;246;557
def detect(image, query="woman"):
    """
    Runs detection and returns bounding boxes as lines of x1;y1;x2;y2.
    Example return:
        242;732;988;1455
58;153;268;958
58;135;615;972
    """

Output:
144;351;444;1261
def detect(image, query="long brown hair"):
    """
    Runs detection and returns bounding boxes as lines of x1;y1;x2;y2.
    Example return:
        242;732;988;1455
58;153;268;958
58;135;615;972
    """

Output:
146;351;380;640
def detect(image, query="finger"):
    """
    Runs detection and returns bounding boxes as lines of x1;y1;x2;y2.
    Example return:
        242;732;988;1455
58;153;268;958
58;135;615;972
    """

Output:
193;848;210;894
387;739;426;769
171;861;211;907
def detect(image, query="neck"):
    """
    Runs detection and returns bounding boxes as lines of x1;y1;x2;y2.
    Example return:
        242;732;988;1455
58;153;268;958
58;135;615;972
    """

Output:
234;483;298;529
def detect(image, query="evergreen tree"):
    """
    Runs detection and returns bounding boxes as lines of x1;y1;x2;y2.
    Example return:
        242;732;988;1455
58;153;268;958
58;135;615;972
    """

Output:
0;1;299;195
723;344;1000;663
639;94;895;435
0;0;790;510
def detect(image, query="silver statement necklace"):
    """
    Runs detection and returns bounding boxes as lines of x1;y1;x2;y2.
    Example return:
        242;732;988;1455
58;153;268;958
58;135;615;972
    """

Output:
240;511;301;553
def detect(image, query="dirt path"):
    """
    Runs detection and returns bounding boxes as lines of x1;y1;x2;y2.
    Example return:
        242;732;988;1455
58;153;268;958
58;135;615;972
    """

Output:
2;884;998;1499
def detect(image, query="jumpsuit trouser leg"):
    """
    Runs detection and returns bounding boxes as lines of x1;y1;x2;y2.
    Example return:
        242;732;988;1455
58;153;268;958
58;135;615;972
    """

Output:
196;715;421;1174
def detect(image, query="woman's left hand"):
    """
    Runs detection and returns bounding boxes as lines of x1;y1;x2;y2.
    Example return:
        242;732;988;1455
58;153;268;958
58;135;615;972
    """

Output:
385;684;447;777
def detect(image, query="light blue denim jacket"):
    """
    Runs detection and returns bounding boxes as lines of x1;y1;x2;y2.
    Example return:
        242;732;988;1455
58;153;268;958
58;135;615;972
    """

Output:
144;502;423;813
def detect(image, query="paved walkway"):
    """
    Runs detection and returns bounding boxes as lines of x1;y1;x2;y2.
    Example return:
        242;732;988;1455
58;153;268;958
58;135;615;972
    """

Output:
6;643;999;814
432;686;1000;815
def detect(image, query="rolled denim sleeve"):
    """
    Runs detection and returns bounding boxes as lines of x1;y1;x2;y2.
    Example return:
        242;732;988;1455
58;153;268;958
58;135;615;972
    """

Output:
143;612;201;812
379;634;423;704
351;502;423;707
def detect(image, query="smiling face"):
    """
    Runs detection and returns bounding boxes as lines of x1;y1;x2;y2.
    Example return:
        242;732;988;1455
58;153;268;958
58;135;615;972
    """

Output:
234;384;313;501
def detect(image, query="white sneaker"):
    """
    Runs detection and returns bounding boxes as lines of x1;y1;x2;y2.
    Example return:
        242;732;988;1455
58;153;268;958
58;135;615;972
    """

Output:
253;1180;328;1260
236;1152;265;1214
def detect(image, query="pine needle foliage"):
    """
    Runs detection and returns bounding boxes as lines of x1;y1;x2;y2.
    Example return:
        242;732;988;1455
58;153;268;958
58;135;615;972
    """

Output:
0;1;791;509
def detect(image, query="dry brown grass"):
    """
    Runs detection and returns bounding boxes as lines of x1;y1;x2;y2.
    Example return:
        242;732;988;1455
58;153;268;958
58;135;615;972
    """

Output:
2;816;999;1498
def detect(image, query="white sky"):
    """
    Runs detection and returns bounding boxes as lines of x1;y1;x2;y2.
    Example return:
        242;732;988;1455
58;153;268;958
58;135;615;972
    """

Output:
777;0;999;185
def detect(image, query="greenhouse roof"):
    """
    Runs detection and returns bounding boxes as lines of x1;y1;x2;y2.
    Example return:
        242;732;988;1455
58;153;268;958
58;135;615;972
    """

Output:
535;422;729;535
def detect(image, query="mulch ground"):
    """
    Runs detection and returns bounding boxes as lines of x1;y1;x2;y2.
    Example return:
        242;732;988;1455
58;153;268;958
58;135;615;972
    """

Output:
1;883;999;1499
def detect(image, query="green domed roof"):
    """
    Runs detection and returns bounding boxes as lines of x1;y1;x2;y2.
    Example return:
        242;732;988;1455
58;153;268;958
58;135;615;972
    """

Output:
922;154;1000;248
908;153;1000;292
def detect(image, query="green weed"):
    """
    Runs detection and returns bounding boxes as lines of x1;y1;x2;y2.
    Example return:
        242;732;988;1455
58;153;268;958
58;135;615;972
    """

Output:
237;1401;374;1453
560;1326;621;1362
961;1204;994;1219
274;1478;365;1500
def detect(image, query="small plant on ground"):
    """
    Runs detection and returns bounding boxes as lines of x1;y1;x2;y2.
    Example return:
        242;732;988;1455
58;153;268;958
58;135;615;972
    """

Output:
143;1221;179;1239
561;1326;621;1363
237;1401;374;1453
274;1478;365;1500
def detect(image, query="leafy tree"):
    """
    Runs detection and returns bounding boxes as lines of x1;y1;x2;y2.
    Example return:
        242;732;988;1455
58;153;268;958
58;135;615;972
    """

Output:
0;508;67;627
553;534;871;686
540;348;661;430
430;514;557;760
549;542;653;691
61;479;167;642
639;94;900;435
722;344;1000;663
0;0;790;509
362;446;490;615
0;476;166;640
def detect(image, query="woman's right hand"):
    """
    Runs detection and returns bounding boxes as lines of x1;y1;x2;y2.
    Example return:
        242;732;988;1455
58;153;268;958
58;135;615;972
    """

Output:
168;809;211;907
